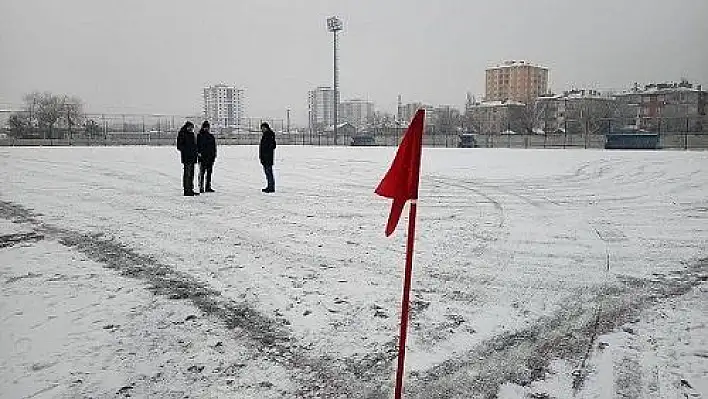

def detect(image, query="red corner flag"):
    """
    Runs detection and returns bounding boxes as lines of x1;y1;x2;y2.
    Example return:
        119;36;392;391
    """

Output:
375;108;425;399
375;109;425;236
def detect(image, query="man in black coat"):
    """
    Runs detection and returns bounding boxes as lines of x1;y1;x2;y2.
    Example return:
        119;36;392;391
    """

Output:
176;121;199;196
259;122;277;193
197;120;217;193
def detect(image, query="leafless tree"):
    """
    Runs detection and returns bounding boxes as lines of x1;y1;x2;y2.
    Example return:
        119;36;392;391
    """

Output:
7;113;29;137
371;110;395;128
518;100;542;134
575;99;617;135
15;91;84;138
463;108;483;133
432;107;461;135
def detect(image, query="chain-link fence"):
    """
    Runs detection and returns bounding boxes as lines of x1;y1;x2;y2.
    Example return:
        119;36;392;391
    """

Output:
1;113;707;149
460;115;707;149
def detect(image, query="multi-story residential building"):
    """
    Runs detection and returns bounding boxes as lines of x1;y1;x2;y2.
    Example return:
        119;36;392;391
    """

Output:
397;102;423;123
339;99;374;128
615;80;706;132
466;100;526;134
467;80;706;136
308;86;335;132
397;102;435;126
203;84;245;129
485;60;549;104
536;89;619;134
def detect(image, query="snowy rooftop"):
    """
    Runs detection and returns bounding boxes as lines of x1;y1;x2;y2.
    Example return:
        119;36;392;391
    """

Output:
323;122;355;132
616;81;705;96
471;100;526;108
488;60;548;70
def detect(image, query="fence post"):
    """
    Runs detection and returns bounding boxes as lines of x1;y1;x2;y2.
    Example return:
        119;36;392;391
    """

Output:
685;117;689;150
608;119;612;149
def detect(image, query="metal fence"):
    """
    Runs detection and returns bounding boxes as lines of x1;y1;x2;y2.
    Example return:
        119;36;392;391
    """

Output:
0;132;350;147
3;131;706;150
0;111;287;139
1;113;707;150
464;132;708;150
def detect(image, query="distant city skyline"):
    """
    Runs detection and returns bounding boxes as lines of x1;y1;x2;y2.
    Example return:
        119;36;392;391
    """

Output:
1;0;706;126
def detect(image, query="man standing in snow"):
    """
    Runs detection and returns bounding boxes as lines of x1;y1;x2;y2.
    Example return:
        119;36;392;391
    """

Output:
259;122;277;193
197;120;217;193
177;121;199;196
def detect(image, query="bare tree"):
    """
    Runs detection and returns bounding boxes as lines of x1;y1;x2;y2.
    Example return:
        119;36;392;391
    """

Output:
7;113;29;137
84;119;101;137
371;111;395;128
463;107;483;133
432;107;462;135
518;101;542;134
576;98;617;135
17;91;84;138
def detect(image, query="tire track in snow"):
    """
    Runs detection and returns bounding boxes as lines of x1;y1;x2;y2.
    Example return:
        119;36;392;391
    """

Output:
614;350;643;399
0;232;45;248
405;258;708;399
0;199;395;398
426;175;505;230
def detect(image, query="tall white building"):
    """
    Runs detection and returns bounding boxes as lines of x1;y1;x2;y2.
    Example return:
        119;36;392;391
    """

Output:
203;84;245;128
339;99;374;128
308;86;335;131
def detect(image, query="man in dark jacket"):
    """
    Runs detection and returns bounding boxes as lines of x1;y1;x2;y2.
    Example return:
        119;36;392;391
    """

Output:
177;121;199;196
197;120;217;193
259;122;277;193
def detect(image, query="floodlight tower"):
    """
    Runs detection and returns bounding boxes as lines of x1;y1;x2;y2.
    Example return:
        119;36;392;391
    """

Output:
327;16;343;145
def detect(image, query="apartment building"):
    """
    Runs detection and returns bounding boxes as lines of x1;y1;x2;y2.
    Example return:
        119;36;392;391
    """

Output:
485;60;549;103
203;84;245;128
308;86;335;131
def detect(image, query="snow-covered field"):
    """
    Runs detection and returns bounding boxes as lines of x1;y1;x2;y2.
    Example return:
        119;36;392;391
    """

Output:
1;146;706;398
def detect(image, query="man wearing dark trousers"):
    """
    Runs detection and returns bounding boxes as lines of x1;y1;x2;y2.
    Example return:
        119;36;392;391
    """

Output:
177;121;199;196
259;122;277;193
197;120;217;193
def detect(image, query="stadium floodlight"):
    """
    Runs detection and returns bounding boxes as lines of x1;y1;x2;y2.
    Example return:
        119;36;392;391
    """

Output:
327;16;343;32
327;16;343;145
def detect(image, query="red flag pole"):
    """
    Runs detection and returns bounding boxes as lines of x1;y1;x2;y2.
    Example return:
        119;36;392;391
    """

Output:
394;200;418;399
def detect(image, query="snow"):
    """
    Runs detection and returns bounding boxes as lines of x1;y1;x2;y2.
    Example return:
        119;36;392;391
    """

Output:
0;240;295;398
491;60;548;69
0;146;706;398
473;100;526;107
500;284;708;398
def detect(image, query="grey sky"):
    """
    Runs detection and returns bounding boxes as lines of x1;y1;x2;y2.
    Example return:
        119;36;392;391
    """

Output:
1;0;706;125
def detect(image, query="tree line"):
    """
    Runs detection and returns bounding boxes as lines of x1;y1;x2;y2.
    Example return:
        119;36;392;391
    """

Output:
6;92;89;139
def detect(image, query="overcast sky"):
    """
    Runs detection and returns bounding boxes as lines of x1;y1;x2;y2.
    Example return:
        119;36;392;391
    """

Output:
1;0;706;125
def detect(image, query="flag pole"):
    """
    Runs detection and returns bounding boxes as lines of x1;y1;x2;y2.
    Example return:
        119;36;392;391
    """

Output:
394;199;418;399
